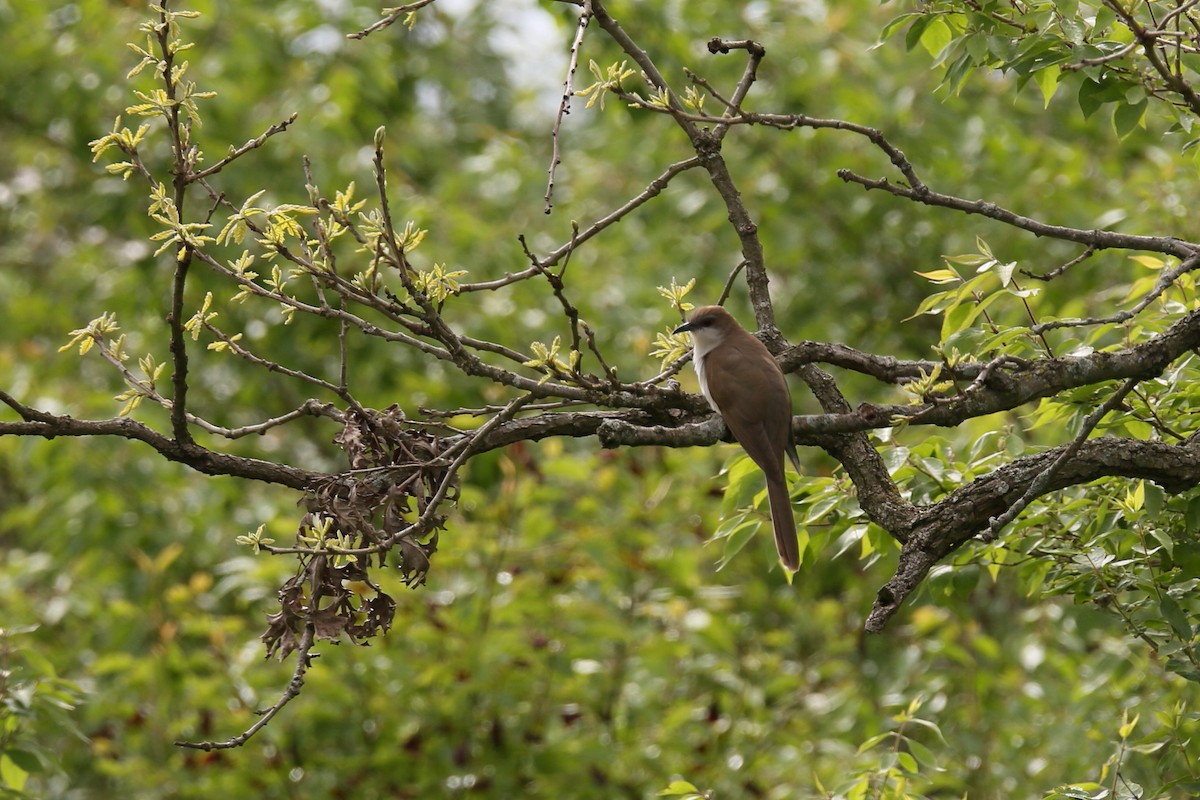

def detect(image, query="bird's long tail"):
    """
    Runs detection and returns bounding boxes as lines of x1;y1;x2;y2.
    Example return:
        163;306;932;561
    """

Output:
766;470;799;571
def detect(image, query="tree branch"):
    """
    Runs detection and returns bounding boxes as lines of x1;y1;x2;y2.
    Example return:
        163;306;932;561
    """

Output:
0;391;322;488
836;168;1199;258
866;437;1200;631
544;0;592;213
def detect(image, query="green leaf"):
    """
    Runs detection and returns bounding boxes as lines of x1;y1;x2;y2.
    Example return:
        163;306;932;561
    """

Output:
1113;99;1147;139
977;325;1033;353
1093;5;1117;33
713;515;761;571
802;491;844;525
1035;64;1061;107
942;289;1006;341
919;16;953;59
1130;254;1165;270
658;779;701;797
915;268;963;283
1077;82;1103;120
906;737;938;767
0;754;29;792
878;13;921;45
2;749;41;775
1160;595;1193;640
856;732;892;753
903;289;954;321
1078;78;1114;119
904;15;933;52
720;454;764;515
1048;783;1108;799
1057;21;1085;53
1185;495;1200;533
943;51;977;95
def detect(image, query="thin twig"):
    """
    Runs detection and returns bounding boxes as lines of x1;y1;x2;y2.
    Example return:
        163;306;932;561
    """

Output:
1102;0;1200;116
538;156;702;268
203;322;371;420
1008;274;1055;356
219;401;344;439
716;260;747;306
460;156;702;291
0;390;322;488
346;0;438;40
682;68;739;118
1031;253;1200;334
1061;39;1140;70
421;399;587;418
704;37;766;143
581;320;621;387
837;167;1198;258
590;12;777;327
176;616;318;750
614;100;929;195
517;227;607;389
1022;245;1097;281
985;375;1142;539
190;114;298;183
1129;385;1186;441
151;0;197;447
545;0;593;214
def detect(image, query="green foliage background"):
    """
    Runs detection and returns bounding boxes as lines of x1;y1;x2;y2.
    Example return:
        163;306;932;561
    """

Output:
2;0;1199;798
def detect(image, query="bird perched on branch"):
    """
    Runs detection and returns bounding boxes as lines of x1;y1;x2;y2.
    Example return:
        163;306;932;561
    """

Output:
674;305;801;570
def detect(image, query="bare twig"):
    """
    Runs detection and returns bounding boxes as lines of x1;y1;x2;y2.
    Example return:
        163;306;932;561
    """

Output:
540;156;702;268
203;322;371;420
716;260;747;306
614;101;927;194
592;3;778;329
1031;254;1200;334
581;320;621;387
704;37;766;142
545;0;593;214
986;376;1143;538
461;156;703;290
836;168;1198;258
1022;245;1097;281
0;390;322;488
346;0;438;41
190;114;298;183
176;614;318;750
217;401;344;439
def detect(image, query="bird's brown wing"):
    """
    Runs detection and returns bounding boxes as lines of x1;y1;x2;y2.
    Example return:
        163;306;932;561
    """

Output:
702;334;799;569
702;334;794;463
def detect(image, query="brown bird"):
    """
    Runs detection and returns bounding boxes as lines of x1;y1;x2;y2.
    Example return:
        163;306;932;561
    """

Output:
674;305;801;570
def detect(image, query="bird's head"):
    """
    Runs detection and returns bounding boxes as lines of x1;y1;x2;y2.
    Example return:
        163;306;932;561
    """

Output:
673;305;738;352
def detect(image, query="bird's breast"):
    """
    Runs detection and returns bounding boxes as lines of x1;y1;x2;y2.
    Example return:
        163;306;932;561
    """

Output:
693;351;720;413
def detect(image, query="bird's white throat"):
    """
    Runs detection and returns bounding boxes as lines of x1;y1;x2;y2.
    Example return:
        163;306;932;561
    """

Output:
687;328;726;412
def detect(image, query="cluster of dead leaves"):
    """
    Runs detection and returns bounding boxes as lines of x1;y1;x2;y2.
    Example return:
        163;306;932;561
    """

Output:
262;406;457;660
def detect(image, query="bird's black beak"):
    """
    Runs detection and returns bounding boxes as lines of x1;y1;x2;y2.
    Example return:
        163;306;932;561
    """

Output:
673;320;694;334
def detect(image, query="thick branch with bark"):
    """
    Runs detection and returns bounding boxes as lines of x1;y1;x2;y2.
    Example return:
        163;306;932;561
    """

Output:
867;437;1200;630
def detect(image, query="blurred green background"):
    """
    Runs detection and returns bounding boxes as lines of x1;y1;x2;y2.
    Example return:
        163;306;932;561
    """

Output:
2;0;1198;797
